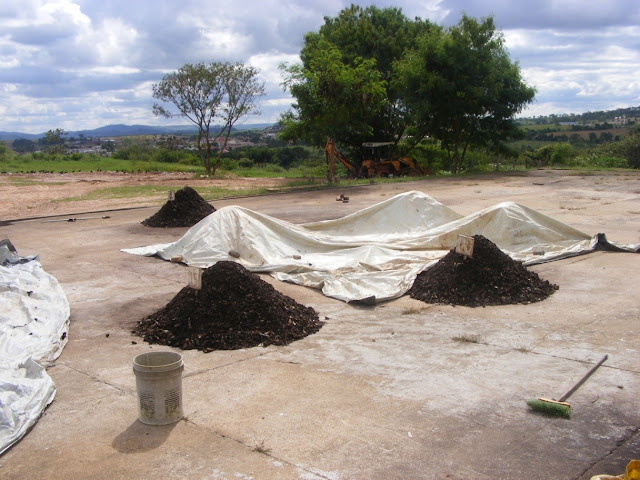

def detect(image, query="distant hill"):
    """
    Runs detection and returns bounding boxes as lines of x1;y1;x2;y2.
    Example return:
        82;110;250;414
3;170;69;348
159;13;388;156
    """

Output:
0;123;275;141
519;106;639;125
0;131;41;141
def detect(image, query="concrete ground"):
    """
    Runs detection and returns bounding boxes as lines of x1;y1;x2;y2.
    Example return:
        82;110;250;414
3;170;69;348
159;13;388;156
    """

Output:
1;170;639;480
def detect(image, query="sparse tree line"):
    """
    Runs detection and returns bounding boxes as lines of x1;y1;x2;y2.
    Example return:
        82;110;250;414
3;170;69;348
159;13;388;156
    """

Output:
521;125;640;169
1;128;324;172
521;107;640;125
9;129;109;154
3;116;640;175
525;130;620;144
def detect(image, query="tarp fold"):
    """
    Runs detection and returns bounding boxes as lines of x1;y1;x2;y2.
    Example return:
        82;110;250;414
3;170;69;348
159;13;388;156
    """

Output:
0;241;70;455
123;191;638;302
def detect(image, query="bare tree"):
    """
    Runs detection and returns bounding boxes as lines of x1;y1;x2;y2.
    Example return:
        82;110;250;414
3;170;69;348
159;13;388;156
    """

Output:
152;62;265;175
41;128;67;154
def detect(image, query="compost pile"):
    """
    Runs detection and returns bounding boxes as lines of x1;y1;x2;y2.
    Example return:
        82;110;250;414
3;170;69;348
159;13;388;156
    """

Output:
134;261;323;351
408;235;558;307
142;186;215;228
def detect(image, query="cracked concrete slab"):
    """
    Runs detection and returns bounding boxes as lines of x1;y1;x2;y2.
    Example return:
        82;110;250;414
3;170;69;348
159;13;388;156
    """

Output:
0;170;638;479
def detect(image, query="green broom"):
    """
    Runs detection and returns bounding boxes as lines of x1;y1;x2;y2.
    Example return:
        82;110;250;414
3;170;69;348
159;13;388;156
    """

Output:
526;354;608;419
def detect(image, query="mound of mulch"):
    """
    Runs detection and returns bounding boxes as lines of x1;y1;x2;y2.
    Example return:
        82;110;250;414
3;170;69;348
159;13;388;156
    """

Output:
134;261;323;351
142;186;215;227
408;235;558;307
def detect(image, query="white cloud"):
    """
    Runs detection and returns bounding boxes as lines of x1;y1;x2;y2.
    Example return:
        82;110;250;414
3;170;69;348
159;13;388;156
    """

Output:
0;57;20;68
262;97;295;107
248;51;300;84
0;0;89;29
87;18;140;66
0;0;639;133
85;66;141;75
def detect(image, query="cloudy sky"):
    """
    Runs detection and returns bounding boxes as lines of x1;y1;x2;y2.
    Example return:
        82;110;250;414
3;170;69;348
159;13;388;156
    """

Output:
1;0;639;134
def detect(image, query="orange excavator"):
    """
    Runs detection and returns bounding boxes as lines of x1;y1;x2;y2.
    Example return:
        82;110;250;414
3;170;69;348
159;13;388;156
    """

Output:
325;138;359;181
325;138;425;182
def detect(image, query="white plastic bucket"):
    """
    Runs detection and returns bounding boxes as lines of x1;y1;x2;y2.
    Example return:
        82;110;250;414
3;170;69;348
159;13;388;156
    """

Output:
133;351;184;425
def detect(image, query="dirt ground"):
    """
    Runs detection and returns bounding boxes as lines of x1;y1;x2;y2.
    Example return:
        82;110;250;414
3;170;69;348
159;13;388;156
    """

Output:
0;168;639;480
0;171;292;221
2;169;640;234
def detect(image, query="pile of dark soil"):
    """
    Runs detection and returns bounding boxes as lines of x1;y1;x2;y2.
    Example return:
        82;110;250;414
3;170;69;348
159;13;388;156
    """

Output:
408;235;558;307
134;261;323;351
142;186;215;227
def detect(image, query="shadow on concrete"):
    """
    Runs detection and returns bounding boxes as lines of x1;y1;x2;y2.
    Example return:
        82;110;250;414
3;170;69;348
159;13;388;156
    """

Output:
111;419;178;453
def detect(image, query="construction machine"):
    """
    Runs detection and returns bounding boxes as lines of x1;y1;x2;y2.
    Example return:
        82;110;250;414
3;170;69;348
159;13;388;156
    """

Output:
325;138;425;182
361;142;425;178
325;138;359;182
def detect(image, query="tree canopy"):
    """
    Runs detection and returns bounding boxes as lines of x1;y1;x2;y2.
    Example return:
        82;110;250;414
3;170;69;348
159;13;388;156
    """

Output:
12;138;36;153
280;7;535;173
280;5;434;159
397;15;535;172
153;62;265;174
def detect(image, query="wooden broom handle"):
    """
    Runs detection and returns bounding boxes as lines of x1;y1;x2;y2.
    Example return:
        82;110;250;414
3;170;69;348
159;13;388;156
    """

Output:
558;354;608;402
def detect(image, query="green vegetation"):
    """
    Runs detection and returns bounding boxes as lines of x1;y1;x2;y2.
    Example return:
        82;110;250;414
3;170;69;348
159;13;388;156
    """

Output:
0;150;206;174
0;136;329;176
619;125;640;169
513;106;638;168
397;15;535;173
519;106;639;125
2;123;637;177
275;5;638;174
280;5;432;158
1;3;638;178
2;103;639;176
280;7;535;173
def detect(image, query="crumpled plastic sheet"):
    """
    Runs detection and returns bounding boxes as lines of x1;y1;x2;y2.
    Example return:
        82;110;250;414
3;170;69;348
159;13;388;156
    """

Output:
0;241;70;455
123;191;639;303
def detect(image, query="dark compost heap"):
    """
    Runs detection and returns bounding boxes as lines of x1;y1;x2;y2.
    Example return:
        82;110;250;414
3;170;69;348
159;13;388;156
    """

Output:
408;235;558;307
142;186;215;228
135;261;323;351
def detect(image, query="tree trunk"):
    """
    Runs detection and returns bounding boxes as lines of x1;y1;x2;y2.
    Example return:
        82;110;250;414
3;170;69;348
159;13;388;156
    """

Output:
452;140;461;174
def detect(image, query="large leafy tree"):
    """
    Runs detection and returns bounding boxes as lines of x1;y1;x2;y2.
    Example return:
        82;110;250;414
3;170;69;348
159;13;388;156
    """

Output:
153;62;265;175
280;5;433;159
281;37;387;157
396;15;535;173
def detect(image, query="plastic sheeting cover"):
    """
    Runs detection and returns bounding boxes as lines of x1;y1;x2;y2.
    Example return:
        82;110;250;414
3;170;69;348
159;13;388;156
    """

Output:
123;191;639;302
0;241;70;455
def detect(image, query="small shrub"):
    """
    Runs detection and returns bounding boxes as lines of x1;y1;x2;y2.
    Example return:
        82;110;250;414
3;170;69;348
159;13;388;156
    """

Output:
238;157;254;168
154;148;181;163
259;164;285;173
219;157;238;171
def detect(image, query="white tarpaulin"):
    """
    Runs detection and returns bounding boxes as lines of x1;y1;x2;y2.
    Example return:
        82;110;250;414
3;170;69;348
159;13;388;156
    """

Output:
123;191;638;302
0;240;70;455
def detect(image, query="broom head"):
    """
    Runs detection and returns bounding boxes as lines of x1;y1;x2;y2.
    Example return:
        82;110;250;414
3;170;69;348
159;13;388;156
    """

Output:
526;397;572;419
